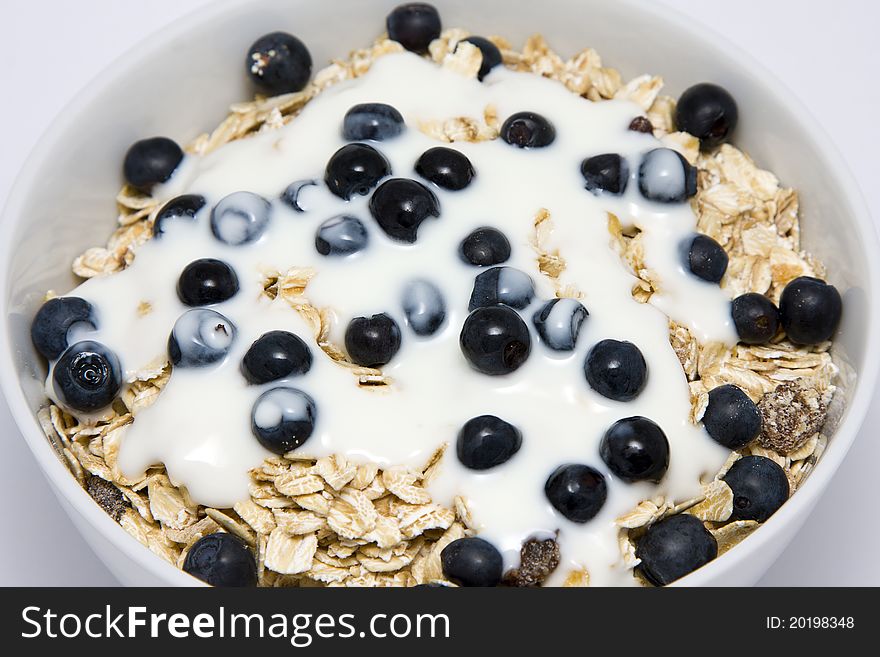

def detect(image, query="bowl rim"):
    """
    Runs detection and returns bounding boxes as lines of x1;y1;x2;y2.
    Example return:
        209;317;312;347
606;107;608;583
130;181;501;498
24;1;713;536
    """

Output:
1;0;877;588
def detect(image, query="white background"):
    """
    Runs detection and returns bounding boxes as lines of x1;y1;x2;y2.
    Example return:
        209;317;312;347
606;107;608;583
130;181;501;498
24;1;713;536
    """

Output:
0;0;877;586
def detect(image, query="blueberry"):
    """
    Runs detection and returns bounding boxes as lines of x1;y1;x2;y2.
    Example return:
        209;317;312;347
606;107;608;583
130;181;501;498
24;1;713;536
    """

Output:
675;83;738;151
500;112;556;148
210;191;271;245
456;415;522;470
722;455;790;522
459;36;502;81
251;386;317;454
544;464;607;523
600;416;669;483
246;32;312;94
344;313;402;367
581;154;629;196
183;533;257;587
638;148;697;203
414;582;449;588
532;298;588;352
123;137;183;192
369;178;440;243
731;293;779;344
342;103;405;141
280;179;317;213
635;514;717;586
584;339;647;402
168;309;236;368
386;3;441;54
52;341;121;412
153;194;206;237
458;227;511;266
440;537;502;587
401;279;446;336
414;147;475;191
241;330;312;384
682;233;728;283
702;384;761;449
779;276;842;345
31;297;97;360
177;259;240;306
324;143;391;201
315;215;369;256
459;305;531;375
468;266;535;311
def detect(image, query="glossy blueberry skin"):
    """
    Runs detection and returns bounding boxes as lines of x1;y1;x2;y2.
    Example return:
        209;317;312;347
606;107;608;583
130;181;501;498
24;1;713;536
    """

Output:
703;384;762;449
246;31;312;94
168;309;237;368
532;298;589;352
731;293;780;344
544;464;607;523
177;259;240;306
468;266;535;312
123;137;183;192
368;178;440;243
324;143;391;201
600;416;670;483
210;191;272;246
581;153;629;196
342;103;405;141
344;313;402;367
401;279;446;336
415;147;475;191
723;455;790;522
675;83;738;151
280;179;317;213
458;227;511;266
460;36;502;81
779;276;842;345
638;148;697;203
315;215;369;256
153;194;206;237
459;305;531;376
636;514;718;586
584;339;648;402
251;386;317;454
53;341;121;412
241;330;312;384
440;537;503;587
183;533;258;587
500;112;556;148
683;234;728;283
31;297;97;360
456;415;522;470
386;3;442;54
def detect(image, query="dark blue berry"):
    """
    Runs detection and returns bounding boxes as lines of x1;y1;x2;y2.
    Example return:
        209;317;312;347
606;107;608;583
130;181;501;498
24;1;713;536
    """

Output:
183;533;257;587
342;103;405;141
459;36;502;81
638;148;697;203
414;582;449;588
532;298;588;352
153;194;206;237
168;309;236;368
386;3;441;54
731;293;779;344
779;276;842;345
456;415;522;470
368;178;440;243
440;537;502;587
500;112;556;148
344;313;402;367
683;233;728;283
246;32;312;94
53;341;121;412
177;258;239;306
241;330;312;384
468;266;534;311
600;416;669;483
401;279;446;336
636;514;717;586
584;339;647;402
581;154;629;196
544;464;607;523
703;384;761;449
315;215;369;256
324;143;391;201
675;83;738;151
31;297;97;360
210;191;271;245
251;386;317;454
459;305;531;375
415;147;475;191
723;455;789;522
280;179;317;213
123;137;183;192
458;227;510;266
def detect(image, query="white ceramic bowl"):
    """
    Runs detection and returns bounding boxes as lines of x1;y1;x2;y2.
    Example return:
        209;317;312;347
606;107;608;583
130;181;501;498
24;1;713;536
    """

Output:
1;0;877;587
